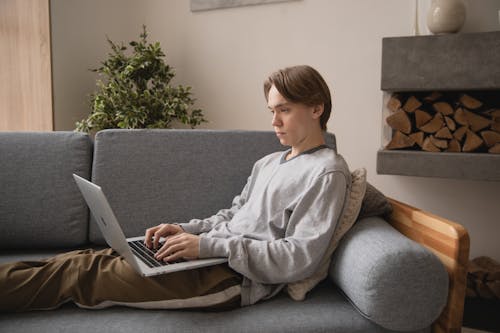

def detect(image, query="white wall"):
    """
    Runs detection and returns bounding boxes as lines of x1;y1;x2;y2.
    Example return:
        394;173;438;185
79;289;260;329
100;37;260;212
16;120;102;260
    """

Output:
51;0;500;261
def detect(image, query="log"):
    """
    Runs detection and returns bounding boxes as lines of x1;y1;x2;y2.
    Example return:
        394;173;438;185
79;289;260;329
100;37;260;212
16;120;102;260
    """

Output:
464;110;491;132
424;91;442;102
422;137;441;152
384;92;500;154
488;109;500;120
386;110;412;134
453;126;468;141
415;110;433;128
430;135;449;149
463;130;483;152
433;102;454;116
490;109;500;132
444;116;456;131
419;114;444;133
454;108;469;126
490;143;500;154
480;130;500;147
447;139;461;152
403;96;422;113
386;131;415;149
410;132;425;147
460;94;483;109
492;121;500;133
387;94;402;112
436;127;453;139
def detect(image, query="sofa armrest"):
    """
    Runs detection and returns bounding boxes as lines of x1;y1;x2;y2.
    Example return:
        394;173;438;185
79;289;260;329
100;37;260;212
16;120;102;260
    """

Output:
386;198;470;333
329;216;449;332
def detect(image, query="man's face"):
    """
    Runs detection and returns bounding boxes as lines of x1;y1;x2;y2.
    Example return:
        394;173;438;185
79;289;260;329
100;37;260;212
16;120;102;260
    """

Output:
267;85;320;147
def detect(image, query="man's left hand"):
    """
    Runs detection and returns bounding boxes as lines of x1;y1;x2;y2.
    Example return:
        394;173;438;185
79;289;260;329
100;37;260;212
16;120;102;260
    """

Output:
154;233;200;262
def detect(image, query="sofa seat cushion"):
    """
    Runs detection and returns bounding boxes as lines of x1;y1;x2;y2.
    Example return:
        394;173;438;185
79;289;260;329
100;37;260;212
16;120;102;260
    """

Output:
0;280;430;333
0;246;108;265
0;132;92;248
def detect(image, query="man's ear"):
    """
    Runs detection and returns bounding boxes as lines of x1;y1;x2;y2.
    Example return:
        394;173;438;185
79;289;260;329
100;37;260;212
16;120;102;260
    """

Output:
311;104;324;119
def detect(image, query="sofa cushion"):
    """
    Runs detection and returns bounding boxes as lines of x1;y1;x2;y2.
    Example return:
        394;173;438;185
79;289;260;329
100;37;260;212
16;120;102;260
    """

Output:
286;168;366;301
0;246;108;265
89;129;337;244
0;132;92;248
0;280;430;333
329;216;449;331
358;182;393;219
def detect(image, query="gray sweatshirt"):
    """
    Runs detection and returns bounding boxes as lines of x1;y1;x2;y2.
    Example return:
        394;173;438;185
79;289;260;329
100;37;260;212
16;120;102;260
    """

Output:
178;145;350;306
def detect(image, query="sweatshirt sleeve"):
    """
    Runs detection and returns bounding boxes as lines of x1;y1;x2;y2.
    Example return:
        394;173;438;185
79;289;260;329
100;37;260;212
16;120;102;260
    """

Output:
177;173;253;235
198;170;349;284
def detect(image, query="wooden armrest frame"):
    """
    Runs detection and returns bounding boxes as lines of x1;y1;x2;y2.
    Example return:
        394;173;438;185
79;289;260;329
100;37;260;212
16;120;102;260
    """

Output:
387;198;470;333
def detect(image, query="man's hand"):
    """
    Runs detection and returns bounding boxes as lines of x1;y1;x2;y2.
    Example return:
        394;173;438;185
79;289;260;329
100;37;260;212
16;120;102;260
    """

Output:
144;223;184;250
154;233;200;262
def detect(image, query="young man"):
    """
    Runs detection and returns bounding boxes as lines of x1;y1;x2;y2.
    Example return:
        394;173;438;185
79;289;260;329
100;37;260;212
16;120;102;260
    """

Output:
0;65;350;311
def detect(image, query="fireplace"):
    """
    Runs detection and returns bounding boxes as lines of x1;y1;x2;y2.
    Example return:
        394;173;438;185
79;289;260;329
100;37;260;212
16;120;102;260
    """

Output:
377;31;500;181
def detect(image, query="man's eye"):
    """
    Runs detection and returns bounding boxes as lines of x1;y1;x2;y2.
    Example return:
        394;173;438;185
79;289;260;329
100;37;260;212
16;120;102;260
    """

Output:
281;109;290;113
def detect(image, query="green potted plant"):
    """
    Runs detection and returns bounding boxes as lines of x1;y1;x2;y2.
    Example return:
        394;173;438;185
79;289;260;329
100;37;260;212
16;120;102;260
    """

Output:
76;26;206;133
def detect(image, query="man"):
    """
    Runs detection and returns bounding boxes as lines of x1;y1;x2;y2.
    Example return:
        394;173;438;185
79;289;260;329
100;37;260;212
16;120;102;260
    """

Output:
0;65;350;311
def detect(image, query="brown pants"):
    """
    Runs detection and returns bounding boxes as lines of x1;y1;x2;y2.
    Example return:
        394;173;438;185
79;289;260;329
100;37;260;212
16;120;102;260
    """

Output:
0;248;242;312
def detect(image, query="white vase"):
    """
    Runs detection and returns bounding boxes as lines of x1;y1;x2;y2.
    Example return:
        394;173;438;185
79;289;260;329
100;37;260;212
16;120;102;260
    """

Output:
427;0;466;34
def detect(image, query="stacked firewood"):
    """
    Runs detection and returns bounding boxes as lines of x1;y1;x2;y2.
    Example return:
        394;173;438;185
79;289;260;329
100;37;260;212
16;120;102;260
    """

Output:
385;92;500;153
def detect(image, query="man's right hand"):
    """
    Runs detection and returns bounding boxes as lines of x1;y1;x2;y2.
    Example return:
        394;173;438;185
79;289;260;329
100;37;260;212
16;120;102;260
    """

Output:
144;223;184;250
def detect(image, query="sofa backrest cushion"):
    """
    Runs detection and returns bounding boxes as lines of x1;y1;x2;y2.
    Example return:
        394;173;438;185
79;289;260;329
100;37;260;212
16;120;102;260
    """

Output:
89;129;336;244
0;132;92;248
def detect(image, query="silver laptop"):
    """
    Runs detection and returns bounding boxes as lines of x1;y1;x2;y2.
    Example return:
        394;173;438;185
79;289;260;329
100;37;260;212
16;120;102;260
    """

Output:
73;174;227;277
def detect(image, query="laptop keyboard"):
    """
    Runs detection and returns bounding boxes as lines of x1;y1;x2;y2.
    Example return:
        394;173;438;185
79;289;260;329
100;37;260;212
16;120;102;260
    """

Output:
128;240;183;268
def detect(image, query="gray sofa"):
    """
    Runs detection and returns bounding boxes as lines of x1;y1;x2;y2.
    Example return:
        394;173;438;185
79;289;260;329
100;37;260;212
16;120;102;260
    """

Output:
0;129;449;333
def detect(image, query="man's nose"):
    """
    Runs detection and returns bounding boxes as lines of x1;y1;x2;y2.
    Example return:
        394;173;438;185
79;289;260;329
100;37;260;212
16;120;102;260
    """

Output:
272;113;282;127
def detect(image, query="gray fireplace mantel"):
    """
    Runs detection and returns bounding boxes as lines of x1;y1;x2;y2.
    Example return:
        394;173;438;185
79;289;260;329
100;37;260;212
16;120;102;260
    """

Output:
381;31;500;92
377;150;500;181
377;31;500;181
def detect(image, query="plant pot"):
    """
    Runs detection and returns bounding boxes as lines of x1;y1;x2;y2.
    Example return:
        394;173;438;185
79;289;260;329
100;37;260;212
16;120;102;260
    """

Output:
427;0;466;34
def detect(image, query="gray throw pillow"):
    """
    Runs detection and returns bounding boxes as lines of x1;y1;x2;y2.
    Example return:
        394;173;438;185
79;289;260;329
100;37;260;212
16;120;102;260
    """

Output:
358;182;392;219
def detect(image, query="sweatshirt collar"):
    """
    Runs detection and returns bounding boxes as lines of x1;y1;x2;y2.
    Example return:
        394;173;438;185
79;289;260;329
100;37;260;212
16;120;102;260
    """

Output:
280;144;330;164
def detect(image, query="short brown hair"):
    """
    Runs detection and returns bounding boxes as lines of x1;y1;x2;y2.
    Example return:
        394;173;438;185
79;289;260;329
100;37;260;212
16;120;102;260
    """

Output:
264;65;332;131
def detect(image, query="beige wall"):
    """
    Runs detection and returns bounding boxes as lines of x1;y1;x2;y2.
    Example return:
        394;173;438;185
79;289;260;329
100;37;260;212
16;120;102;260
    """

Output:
51;0;500;261
50;0;147;130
